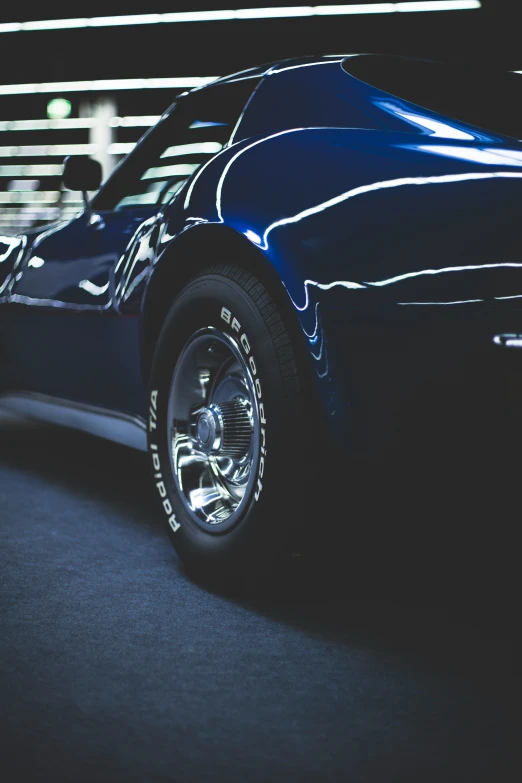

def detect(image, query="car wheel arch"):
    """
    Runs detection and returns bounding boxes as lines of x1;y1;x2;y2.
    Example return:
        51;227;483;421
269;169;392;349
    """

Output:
140;223;317;392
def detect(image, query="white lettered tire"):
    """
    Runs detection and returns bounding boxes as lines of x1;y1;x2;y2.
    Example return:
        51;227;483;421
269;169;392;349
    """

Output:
148;264;309;587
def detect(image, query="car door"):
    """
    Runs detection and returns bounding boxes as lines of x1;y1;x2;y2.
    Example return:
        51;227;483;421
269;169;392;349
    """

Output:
7;205;159;414
6;76;261;417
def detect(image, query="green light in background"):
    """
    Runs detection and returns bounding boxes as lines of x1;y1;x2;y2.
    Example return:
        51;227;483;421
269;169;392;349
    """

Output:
47;98;72;120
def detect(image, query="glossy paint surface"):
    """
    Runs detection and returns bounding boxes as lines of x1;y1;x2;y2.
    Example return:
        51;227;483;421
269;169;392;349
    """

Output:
2;56;522;451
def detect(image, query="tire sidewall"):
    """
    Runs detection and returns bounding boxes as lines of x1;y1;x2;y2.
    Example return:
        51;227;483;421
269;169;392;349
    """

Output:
147;273;300;574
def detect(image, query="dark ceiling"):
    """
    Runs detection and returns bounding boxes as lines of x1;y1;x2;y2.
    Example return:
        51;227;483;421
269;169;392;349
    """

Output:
0;0;520;87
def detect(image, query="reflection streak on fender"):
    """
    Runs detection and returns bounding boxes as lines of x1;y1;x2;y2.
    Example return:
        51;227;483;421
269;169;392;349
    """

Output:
215;128;306;221
259;170;522;251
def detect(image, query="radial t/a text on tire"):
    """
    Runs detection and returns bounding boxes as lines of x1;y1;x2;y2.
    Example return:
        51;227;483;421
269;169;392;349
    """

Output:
147;264;309;586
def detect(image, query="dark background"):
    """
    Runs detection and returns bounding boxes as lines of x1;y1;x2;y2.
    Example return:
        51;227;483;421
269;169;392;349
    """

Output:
0;1;521;82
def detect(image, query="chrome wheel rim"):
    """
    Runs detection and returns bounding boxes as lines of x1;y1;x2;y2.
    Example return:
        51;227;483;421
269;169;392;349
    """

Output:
167;327;260;530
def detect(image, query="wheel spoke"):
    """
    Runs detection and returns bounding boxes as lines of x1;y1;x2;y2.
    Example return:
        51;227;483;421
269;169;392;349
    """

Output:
167;328;259;528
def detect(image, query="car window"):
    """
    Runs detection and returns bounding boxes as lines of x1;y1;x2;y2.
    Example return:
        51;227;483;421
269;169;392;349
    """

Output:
114;122;229;210
342;55;522;140
105;79;260;212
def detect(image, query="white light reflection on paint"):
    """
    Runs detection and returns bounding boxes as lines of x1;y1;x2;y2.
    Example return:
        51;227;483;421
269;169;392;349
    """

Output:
215;129;305;221
27;256;45;268
397;298;483;305
302;301;320;339
244;229;262;244
493;334;522;348
122;268;149;302
317;353;329;378
259;171;522;251
309;327;324;360
0;236;21;263
189;121;228;129
269;59;344;75
403;118;475;140
79;279;110;296
381;105;476;140
367;261;522;288
183;156;221;210
289;279;365;313
417;146;522;167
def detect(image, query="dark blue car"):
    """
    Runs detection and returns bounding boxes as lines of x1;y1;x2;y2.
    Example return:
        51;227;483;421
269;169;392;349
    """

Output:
2;55;522;583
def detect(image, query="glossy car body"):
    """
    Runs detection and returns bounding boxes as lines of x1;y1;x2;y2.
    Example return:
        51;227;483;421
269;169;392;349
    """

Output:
2;54;522;454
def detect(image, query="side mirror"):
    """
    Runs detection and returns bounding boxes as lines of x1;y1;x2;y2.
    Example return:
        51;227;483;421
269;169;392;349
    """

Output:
63;156;102;194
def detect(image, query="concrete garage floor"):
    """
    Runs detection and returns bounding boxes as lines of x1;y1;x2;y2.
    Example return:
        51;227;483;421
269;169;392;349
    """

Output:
0;410;519;783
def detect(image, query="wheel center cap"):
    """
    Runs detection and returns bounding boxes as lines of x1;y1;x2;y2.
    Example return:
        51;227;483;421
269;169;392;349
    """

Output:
195;406;222;453
194;400;252;459
197;416;210;443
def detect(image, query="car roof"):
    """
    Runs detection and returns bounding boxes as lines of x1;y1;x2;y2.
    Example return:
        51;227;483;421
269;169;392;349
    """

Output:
195;54;356;91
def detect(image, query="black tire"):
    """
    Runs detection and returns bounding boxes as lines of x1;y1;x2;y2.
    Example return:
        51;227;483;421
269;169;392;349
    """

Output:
147;264;310;587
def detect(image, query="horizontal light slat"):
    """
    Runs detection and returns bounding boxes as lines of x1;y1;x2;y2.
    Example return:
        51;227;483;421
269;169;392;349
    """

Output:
0;144;97;156
0;3;482;34
108;115;160;128
142;163;199;179
0;191;61;202
107;143;136;155
0;78;216;96
0;116;160;131
0;118;96;131
0;191;83;203
0;164;64;176
161;142;223;157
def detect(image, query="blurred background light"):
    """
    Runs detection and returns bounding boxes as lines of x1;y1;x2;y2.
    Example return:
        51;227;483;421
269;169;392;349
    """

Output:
0;165;67;176
142;163;200;180
107;143;136;155
108;116;160;128
0;144;98;156
0;77;217;96
46;98;72;120
0;118;97;131
161;142;224;157
0;117;160;132
7;179;40;191
0;2;482;34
